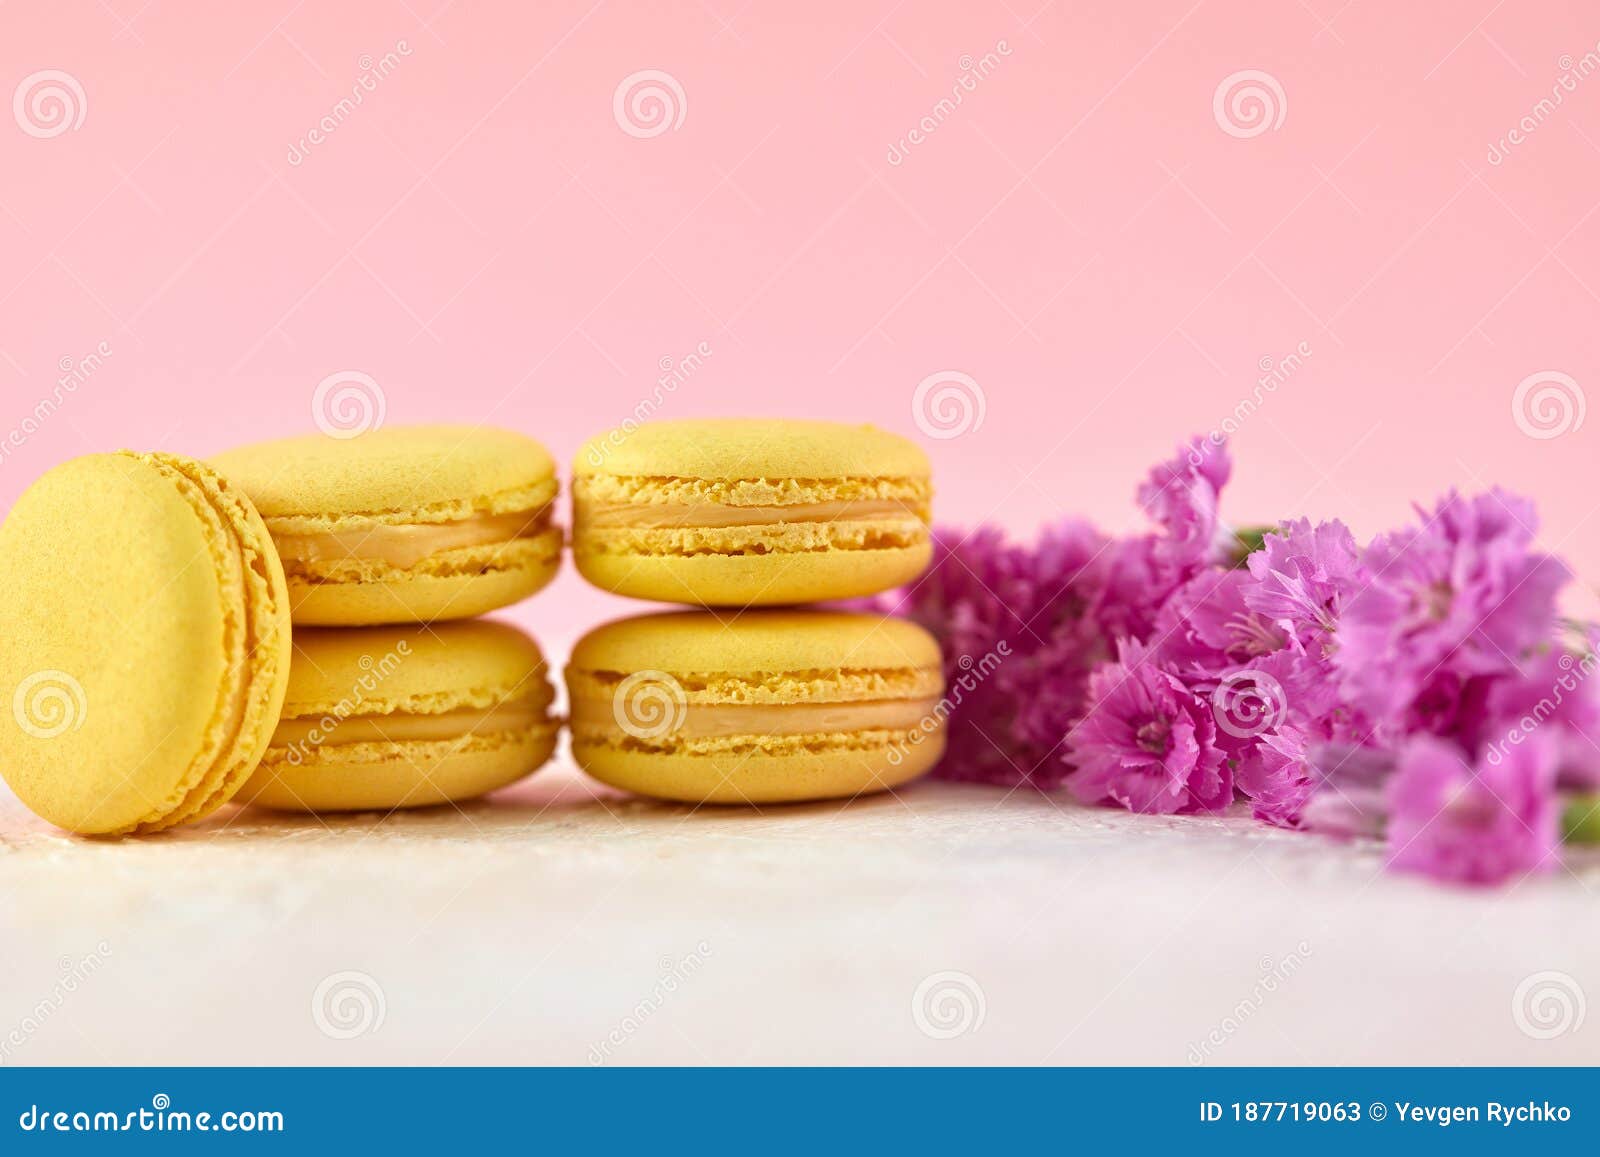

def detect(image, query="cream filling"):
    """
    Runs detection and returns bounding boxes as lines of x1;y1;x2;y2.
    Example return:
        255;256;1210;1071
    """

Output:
272;508;552;569
577;499;925;530
270;702;549;748
569;697;941;738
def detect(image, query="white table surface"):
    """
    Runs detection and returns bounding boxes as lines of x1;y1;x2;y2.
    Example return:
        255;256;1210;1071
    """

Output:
3;751;1596;1066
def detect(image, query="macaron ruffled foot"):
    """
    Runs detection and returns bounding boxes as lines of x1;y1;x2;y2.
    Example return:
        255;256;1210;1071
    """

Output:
0;452;292;835
572;419;932;607
239;619;558;813
566;610;946;804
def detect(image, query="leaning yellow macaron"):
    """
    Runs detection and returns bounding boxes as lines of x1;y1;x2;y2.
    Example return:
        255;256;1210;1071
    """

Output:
238;619;557;813
211;425;561;626
572;419;932;606
566;610;946;804
0;452;292;835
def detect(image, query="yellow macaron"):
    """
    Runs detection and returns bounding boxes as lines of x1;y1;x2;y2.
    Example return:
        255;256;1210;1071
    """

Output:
572;418;932;606
211;425;561;626
566;610;946;804
238;619;557;813
0;452;292;835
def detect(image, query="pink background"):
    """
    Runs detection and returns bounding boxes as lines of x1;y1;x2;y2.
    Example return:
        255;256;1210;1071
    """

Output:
3;0;1598;633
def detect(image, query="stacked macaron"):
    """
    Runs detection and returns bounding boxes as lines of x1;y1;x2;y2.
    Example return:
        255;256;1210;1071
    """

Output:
210;427;562;815
566;419;946;805
0;426;561;834
0;416;944;834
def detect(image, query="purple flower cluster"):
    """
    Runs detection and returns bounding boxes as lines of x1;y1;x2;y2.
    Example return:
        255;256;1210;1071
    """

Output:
890;437;1600;886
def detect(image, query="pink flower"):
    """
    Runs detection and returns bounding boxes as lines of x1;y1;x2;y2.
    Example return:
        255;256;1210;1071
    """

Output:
887;522;1111;789
1150;569;1285;681
1244;517;1364;650
1064;642;1231;814
1223;647;1357;826
883;436;1589;888
1385;735;1560;886
1336;490;1570;731
1138;437;1233;575
1472;649;1600;790
1300;743;1396;838
1235;725;1315;828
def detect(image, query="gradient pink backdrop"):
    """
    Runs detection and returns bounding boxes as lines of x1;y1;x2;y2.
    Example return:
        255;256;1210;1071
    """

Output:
3;0;1598;648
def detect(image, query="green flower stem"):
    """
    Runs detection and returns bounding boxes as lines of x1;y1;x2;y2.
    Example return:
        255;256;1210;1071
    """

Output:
1562;795;1600;845
1227;525;1278;569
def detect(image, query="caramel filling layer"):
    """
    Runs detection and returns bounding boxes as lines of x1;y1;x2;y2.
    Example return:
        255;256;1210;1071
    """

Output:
273;508;552;569
577;499;925;531
569;697;942;738
271;702;548;748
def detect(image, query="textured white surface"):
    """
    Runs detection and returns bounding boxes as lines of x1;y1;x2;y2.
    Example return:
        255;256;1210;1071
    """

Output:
2;758;1597;1066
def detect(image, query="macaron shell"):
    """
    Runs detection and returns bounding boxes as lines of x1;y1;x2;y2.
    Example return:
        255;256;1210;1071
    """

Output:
242;619;556;812
238;726;558;812
574;418;929;479
572;733;943;805
284;531;561;626
276;618;553;710
0;453;291;835
209;425;557;521
574;542;931;606
136;454;294;832
568;609;943;674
